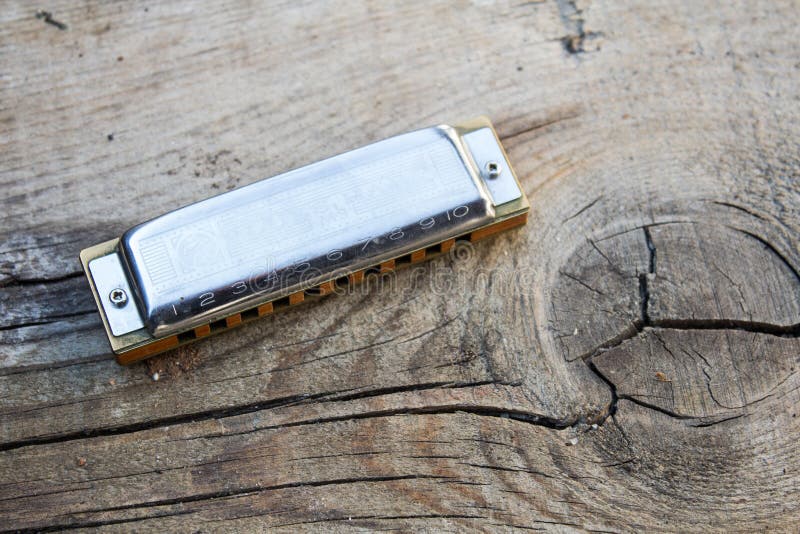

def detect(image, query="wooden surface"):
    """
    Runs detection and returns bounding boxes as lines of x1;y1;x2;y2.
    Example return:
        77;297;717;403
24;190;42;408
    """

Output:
1;0;799;531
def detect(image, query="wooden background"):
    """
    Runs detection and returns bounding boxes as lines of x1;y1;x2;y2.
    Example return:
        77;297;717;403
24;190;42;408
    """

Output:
2;0;799;531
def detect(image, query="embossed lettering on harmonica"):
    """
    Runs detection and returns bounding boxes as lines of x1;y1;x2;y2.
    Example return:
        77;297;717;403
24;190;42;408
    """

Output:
80;117;529;364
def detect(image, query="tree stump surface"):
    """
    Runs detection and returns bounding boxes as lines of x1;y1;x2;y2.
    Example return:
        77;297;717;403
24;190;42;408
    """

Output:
1;1;799;531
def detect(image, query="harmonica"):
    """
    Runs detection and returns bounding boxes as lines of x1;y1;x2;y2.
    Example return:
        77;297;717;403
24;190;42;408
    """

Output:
80;117;529;364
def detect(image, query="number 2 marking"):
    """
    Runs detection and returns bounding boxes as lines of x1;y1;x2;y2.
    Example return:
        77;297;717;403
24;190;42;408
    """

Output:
199;292;215;307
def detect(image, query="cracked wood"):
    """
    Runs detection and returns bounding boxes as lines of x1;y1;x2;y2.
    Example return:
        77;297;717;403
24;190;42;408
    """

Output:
1;0;800;531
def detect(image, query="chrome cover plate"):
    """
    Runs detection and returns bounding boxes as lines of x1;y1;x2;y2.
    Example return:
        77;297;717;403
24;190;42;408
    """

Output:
120;125;514;337
462;128;523;206
88;253;145;336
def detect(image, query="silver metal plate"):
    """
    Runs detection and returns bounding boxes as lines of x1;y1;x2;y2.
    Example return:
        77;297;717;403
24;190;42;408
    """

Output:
88;254;145;336
121;126;500;337
462;128;522;205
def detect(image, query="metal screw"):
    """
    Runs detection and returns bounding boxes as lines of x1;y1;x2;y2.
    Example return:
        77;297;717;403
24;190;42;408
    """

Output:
485;160;502;179
109;288;128;308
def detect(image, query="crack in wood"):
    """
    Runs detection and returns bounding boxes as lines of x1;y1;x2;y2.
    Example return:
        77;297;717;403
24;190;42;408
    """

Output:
0;271;84;289
0;391;331;452
582;320;800;427
318;379;522;405
12;476;459;533
735;228;800;284
458;462;554;479
559;269;606;296
563;195;603;223
271;512;486;530
0;310;95;332
222;404;573;438
0;380;562;452
576;224;800;428
496;109;582;143
706;200;767;222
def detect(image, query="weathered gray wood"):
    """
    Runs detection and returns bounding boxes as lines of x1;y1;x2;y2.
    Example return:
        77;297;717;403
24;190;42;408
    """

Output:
594;328;800;420
648;223;800;328
1;0;799;530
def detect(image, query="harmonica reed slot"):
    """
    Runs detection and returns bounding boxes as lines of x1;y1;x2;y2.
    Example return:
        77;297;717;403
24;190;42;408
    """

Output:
395;253;413;266
272;296;291;309
306;280;336;296
178;330;195;343
210;318;228;332
241;307;260;320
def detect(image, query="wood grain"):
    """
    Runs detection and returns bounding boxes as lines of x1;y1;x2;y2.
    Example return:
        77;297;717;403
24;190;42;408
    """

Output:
1;0;799;530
